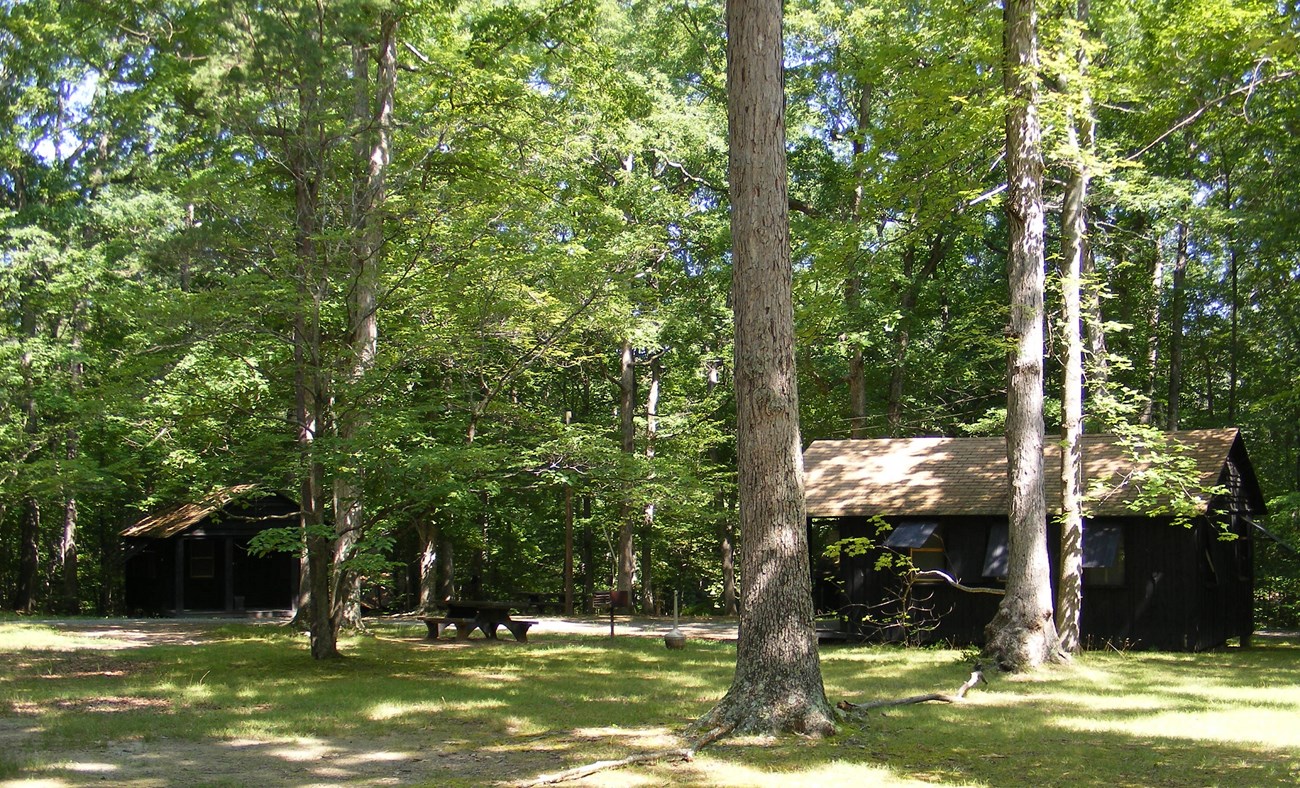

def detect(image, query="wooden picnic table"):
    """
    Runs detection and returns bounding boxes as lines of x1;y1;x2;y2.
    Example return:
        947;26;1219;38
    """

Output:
420;600;537;643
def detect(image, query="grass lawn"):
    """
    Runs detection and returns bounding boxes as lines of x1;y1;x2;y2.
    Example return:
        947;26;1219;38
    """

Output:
0;620;1297;786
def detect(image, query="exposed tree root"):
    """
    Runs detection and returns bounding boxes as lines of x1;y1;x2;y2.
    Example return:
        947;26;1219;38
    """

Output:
517;723;735;787
837;665;987;717
519;667;985;785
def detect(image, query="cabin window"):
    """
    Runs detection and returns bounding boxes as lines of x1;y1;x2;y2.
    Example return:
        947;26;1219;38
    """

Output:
1083;522;1124;587
982;523;1009;579
189;540;216;580
909;538;947;579
884;521;938;549
884;521;945;580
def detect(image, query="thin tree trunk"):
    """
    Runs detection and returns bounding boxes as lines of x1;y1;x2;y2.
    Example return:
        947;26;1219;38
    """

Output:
699;0;834;736
1228;247;1238;423
333;12;397;633
617;339;637;600
984;0;1062;671
288;54;338;656
1140;228;1164;425
1055;0;1092;653
846;87;871;439
887;234;946;436
707;359;738;616
438;537;455;602
563;410;575;615
1167;222;1188;430
1081;245;1110;397
13;273;41;612
640;357;661;614
581;496;595;612
58;309;84;613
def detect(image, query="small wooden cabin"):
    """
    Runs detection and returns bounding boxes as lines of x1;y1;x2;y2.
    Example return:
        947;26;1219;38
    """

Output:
804;429;1265;651
122;485;299;615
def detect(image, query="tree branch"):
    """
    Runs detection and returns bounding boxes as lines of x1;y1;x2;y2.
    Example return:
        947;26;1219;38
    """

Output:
837;665;987;715
1126;68;1296;161
913;569;1006;595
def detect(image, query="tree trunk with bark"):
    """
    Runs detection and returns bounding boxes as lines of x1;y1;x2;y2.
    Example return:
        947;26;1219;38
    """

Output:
14;272;41;612
332;12;397;634
698;0;835;736
1140;226;1164;426
706;359;738;616
640;356;662;614
416;517;439;613
984;0;1063;671
1167;222;1188;430
846;86;871;439
616;339;637;601
1054;0;1092;654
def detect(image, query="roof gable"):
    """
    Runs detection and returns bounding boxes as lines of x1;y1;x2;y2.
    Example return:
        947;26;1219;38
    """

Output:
122;485;284;539
804;428;1259;519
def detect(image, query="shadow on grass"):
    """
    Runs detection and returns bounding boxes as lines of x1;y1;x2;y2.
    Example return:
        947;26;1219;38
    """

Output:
1;621;1297;786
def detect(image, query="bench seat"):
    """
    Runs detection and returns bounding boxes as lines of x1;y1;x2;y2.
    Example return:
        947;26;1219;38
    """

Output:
419;616;479;640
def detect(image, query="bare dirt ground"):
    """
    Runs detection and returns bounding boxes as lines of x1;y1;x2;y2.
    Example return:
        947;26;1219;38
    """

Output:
1;616;736;787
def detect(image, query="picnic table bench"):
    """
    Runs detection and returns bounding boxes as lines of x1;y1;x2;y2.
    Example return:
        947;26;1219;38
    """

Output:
420;600;537;643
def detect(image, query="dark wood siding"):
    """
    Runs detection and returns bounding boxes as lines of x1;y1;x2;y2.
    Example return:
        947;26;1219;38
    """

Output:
827;509;1255;651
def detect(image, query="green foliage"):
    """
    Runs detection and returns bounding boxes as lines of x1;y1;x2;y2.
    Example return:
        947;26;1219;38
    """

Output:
1;0;1297;623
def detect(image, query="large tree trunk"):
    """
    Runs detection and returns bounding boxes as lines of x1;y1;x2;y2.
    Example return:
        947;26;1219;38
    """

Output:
1054;0;1092;654
416;517;439;614
984;0;1062;671
1167;222;1188;430
616;339;637;600
699;0;834;737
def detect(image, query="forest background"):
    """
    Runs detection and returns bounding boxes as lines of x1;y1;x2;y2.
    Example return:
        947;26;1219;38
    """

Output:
2;0;1298;629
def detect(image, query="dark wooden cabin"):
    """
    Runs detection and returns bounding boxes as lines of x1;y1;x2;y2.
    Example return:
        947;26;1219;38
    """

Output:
804;429;1266;651
122;486;299;615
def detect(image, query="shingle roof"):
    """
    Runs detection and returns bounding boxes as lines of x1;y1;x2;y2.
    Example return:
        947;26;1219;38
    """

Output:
121;485;264;539
804;428;1244;518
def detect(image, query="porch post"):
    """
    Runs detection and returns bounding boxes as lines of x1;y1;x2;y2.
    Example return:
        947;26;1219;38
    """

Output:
173;538;185;614
225;537;236;612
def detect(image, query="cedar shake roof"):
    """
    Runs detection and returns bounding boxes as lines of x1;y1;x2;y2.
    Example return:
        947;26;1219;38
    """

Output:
804;428;1248;518
122;484;264;539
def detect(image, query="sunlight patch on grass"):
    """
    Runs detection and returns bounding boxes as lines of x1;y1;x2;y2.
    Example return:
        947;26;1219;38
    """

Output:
674;756;958;787
0;625;125;653
571;725;680;749
1058;707;1300;748
61;761;119;774
366;697;506;722
989;690;1167;712
1160;682;1300;707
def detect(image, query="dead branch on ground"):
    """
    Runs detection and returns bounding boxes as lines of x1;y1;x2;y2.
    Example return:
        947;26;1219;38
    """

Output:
837;665;987;717
517;723;735;787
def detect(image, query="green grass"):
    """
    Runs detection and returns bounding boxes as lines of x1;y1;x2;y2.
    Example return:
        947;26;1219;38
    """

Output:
1;621;1297;786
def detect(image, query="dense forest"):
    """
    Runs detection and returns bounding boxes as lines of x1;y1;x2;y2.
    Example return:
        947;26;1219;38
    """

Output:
2;0;1297;628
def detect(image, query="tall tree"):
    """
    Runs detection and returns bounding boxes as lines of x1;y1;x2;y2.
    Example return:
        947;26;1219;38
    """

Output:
1053;0;1094;654
697;0;834;736
984;0;1063;671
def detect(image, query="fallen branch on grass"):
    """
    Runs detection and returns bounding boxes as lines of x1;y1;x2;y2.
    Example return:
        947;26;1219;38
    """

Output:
517;722;735;787
837;664;987;716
